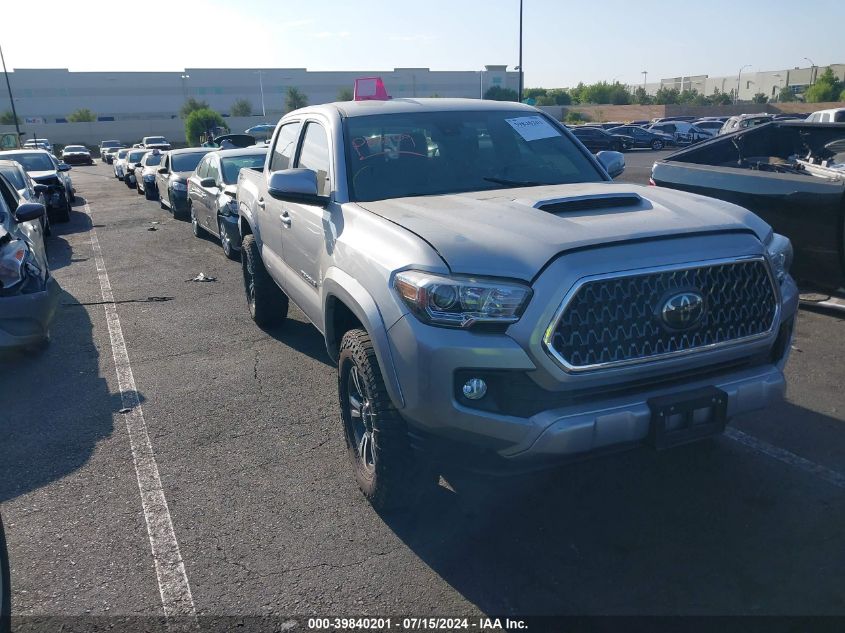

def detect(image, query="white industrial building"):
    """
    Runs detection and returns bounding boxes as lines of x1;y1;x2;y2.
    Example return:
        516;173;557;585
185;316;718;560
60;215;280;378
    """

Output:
0;66;520;122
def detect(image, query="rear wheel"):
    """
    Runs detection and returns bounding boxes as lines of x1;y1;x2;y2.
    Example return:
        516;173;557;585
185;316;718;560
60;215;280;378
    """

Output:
241;234;288;327
651;139;665;151
136;182;144;195
190;206;203;237
339;328;437;511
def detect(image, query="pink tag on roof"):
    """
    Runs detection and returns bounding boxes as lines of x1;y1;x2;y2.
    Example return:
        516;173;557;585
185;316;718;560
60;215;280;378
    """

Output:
354;77;390;101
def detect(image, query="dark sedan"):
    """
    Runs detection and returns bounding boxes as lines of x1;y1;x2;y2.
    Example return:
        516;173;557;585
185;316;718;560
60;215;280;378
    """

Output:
607;125;674;150
188;147;267;260
651;121;845;289
0;150;73;223
155;148;214;218
60;145;94;166
570;126;633;153
0;160;50;235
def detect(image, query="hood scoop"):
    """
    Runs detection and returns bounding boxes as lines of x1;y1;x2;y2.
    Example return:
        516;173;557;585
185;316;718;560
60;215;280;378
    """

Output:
534;192;645;215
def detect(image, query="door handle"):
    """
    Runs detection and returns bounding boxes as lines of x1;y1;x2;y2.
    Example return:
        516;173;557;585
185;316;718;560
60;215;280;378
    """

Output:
256;197;265;209
280;212;292;228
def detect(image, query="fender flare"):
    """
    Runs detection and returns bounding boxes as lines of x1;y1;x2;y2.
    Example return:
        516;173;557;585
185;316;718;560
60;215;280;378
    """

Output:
323;268;405;410
238;203;262;246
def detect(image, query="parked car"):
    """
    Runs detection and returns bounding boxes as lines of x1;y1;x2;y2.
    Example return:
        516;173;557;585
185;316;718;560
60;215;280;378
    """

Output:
113;148;130;179
651;116;697;124
60;144;94;166
98;139;123;161
0;160;51;235
719;113;774;135
0;171;58;349
155;147;214;218
141;136;171;151
0;150;73;222
237;97;796;510
692;120;725;136
606;125;674;150
806;108;845;123
135;150;163;200
202;133;257;149
244;123;275;140
22;139;53;154
651;119;845;288
648;121;713;144
123;148;149;189
571;126;632;152
102;146;125;164
188;147;267;259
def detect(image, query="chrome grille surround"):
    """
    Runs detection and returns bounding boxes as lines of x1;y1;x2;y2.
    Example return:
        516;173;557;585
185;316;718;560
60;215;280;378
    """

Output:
542;256;780;373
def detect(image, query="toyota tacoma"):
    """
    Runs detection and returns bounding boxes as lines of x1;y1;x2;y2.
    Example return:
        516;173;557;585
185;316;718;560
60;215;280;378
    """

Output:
237;98;797;510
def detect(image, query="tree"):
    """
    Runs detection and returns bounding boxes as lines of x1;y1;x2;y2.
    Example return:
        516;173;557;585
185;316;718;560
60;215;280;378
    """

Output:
805;68;844;103
185;108;227;145
631;87;653;105
564;111;590;124
841;88;845;102
230;99;252;117
523;87;547;99
285;87;308;112
336;87;354;101
67;108;96;122
0;111;20;125
483;85;518;102
547;88;571;105
180;97;209;119
751;93;768;104
708;88;733;106
776;87;796;103
654;86;680;105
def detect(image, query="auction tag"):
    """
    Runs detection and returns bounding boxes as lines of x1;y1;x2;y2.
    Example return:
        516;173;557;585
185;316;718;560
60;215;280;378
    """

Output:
505;116;561;141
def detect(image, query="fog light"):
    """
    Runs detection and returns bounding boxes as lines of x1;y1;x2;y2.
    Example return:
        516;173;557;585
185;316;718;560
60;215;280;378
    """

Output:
462;378;487;400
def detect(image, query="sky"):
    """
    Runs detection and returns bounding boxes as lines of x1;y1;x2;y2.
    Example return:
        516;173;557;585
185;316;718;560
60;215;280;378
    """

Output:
2;0;843;88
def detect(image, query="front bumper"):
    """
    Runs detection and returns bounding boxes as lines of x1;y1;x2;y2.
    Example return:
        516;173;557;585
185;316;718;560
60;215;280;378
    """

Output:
169;189;189;212
0;276;60;349
63;155;92;165
219;214;241;249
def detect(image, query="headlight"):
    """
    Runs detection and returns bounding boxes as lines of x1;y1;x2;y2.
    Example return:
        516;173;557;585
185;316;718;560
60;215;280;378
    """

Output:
171;181;188;192
765;232;793;284
394;270;532;328
0;239;27;289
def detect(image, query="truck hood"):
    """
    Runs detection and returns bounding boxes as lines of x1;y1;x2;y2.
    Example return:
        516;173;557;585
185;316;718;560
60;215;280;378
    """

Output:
358;183;771;280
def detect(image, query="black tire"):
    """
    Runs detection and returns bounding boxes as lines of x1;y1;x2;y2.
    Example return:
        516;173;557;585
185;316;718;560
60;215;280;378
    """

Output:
241;234;288;327
190;207;203;238
651;139;665;151
219;219;239;261
339;328;436;511
126;176;135;189
68;189;75;203
0;514;10;633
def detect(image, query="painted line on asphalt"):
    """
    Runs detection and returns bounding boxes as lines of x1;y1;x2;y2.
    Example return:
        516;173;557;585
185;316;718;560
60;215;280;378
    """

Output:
83;200;198;624
726;427;845;489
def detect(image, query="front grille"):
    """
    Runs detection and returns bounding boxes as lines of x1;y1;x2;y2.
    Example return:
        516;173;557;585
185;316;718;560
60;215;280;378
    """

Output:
545;258;778;372
33;175;61;188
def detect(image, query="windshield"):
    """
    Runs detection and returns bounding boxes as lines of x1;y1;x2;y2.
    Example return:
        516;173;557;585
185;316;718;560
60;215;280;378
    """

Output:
117;149;129;159
4;152;55;172
0;165;25;189
64;146;87;152
171;152;208;173
143;154;163;167
145;137;167;144
102;141;121;148
128;151;147;162
221;153;267;184
344;110;601;202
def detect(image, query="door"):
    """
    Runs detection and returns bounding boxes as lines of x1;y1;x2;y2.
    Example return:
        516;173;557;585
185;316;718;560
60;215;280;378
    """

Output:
202;157;221;230
156;153;169;200
279;121;332;324
260;121;302;282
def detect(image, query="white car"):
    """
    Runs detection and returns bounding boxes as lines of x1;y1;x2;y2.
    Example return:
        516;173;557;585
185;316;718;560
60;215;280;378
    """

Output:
22;139;53;154
806;108;845;123
113;148;130;180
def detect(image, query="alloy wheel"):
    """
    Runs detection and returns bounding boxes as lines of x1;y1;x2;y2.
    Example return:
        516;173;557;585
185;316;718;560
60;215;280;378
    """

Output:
347;364;376;474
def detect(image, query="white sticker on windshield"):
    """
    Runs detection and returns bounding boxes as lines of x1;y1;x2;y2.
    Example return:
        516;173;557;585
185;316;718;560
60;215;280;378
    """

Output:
505;116;561;142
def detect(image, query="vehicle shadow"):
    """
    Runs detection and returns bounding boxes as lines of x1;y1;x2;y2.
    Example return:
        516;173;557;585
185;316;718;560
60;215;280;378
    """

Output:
0;283;143;503
261;315;332;367
381;411;845;615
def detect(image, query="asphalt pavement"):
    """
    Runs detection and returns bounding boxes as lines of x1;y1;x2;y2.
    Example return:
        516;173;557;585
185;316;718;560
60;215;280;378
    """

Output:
1;159;843;629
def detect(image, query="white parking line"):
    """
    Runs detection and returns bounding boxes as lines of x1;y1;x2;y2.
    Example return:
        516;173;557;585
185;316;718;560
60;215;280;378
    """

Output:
726;427;845;489
83;201;198;624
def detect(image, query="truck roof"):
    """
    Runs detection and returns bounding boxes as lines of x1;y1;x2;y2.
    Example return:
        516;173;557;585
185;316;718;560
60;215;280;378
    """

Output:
302;97;540;119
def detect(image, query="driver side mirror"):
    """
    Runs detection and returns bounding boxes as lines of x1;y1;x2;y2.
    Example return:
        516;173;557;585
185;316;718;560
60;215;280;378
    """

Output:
596;151;625;179
58;163;72;171
158;167;168;174
267;169;328;207
14;202;45;223
199;177;217;189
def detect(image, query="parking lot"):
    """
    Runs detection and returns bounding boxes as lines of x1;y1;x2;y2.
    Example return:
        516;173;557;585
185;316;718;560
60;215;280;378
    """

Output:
1;151;844;627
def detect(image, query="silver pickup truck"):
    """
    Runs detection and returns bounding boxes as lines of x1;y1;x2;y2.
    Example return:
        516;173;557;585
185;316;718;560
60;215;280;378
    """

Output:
237;98;798;510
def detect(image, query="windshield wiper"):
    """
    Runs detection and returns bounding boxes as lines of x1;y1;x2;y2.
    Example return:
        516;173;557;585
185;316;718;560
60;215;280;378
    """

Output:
482;177;546;188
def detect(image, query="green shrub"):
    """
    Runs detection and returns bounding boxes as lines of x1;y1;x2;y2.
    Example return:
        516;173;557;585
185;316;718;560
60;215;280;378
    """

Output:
67;108;96;122
185;108;227;145
230;99;252;117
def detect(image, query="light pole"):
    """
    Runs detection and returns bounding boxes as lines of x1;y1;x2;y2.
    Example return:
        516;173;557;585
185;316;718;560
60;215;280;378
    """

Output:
517;0;523;102
735;64;751;104
180;73;190;101
478;69;484;100
641;70;648;91
0;42;22;141
803;57;816;84
254;71;266;117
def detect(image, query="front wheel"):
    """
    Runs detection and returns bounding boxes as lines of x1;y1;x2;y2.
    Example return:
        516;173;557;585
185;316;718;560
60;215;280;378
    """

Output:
338;329;437;511
651;139;665;151
241;234;288;327
190;207;203;237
